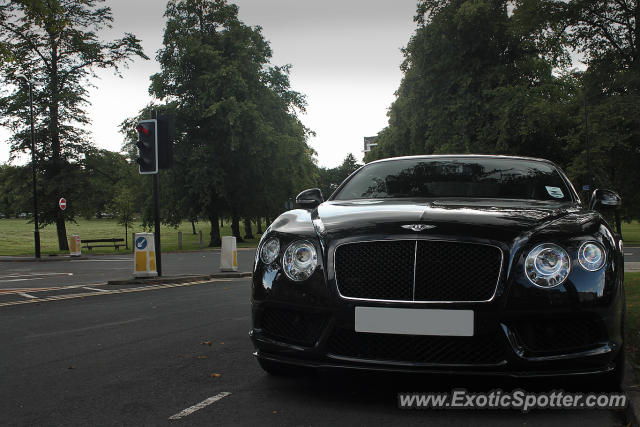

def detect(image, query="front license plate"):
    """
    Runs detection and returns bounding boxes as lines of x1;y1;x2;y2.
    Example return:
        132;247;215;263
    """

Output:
354;307;474;336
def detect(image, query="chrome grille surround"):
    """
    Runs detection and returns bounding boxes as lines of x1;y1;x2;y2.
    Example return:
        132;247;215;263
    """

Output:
333;239;504;303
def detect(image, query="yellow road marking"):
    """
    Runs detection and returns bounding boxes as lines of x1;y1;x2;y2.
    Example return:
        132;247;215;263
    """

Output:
0;279;231;307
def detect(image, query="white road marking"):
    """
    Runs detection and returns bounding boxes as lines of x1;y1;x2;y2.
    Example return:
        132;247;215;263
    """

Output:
82;287;108;292
625;252;634;256
0;277;47;283
17;292;37;299
0;278;233;307
168;392;231;420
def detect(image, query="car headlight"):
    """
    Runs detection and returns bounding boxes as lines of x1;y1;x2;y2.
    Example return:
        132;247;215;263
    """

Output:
260;237;280;264
578;242;606;271
283;240;317;281
525;243;571;287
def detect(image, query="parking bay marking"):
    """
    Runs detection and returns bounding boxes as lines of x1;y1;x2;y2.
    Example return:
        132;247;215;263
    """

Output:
82;286;108;292
0;272;74;283
17;292;37;299
0;279;233;307
168;392;232;420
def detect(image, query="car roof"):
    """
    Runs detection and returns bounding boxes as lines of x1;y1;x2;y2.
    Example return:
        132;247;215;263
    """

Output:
366;154;557;166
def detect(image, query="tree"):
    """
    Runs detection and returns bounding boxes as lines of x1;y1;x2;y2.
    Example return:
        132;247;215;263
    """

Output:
317;153;362;199
367;0;576;164
562;0;640;220
108;186;136;249
0;164;32;217
147;0;315;245
78;149;139;219
0;0;146;249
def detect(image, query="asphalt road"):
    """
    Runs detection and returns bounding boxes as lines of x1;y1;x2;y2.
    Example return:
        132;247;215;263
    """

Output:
0;277;630;426
626;246;640;262
0;250;257;291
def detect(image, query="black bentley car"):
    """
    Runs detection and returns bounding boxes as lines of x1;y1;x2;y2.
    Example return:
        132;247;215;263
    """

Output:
250;155;625;384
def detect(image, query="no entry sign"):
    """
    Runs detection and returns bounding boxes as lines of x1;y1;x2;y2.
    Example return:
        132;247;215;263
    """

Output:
59;198;67;211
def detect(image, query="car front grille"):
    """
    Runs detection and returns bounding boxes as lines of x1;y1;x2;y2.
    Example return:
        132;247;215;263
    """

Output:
260;307;327;347
335;240;502;302
327;327;506;365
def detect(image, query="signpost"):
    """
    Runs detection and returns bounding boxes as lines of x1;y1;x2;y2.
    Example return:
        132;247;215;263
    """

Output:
135;113;174;277
59;198;67;211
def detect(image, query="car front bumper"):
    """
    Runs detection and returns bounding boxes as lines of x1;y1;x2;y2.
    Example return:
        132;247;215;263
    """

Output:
250;300;622;377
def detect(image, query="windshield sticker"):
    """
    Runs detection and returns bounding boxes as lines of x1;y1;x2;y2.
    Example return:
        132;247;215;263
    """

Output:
545;186;564;198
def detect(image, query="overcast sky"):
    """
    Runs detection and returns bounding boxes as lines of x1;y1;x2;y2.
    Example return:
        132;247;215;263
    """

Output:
0;0;418;168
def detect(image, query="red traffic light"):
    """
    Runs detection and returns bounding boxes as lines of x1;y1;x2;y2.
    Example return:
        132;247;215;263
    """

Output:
135;124;149;135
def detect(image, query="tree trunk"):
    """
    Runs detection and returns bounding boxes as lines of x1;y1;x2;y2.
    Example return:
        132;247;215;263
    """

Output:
266;216;271;226
256;217;262;234
220;217;224;230
49;33;68;251
56;212;68;251
125;220;129;249
231;213;244;242
191;220;196;235
243;218;254;240
209;212;221;247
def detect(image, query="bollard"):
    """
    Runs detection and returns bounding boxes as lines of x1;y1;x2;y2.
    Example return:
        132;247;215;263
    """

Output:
69;234;81;257
133;232;157;277
178;231;183;250
220;236;238;272
199;230;203;249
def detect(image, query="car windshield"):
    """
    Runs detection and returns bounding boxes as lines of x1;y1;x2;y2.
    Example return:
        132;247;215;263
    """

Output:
333;157;573;202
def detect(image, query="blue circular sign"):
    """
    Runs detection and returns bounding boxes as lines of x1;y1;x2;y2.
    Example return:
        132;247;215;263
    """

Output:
135;236;148;250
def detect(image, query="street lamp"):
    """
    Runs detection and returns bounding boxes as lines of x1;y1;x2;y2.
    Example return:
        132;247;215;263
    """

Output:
15;74;40;259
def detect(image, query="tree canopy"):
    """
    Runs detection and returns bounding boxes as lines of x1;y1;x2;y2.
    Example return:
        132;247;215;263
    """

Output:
367;0;640;220
0;0;146;249
122;0;316;245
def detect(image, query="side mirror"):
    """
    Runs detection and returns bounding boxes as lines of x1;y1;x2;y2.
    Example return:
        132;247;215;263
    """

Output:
296;188;324;209
590;189;622;210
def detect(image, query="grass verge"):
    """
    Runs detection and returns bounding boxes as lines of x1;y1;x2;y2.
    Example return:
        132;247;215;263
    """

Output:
0;218;262;256
627;272;640;376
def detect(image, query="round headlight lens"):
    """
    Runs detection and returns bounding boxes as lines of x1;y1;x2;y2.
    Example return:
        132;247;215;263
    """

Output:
283;240;318;281
260;237;280;265
578;242;606;271
525;243;570;287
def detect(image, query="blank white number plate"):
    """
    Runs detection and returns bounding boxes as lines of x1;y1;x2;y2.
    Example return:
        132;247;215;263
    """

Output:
355;307;474;336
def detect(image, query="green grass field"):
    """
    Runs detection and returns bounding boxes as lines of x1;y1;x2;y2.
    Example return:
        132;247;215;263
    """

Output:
0;218;262;255
623;220;640;245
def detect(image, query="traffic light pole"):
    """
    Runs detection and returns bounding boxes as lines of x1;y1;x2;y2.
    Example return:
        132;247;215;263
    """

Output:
153;173;162;277
151;111;162;277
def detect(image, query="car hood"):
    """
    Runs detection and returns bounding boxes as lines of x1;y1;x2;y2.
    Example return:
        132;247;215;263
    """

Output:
313;198;586;243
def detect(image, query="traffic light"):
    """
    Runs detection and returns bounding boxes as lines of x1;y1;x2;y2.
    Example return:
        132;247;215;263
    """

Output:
157;115;174;169
135;119;158;174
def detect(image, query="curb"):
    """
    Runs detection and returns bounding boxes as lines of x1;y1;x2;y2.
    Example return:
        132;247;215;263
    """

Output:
625;360;640;425
0;248;258;261
107;272;252;286
0;256;88;262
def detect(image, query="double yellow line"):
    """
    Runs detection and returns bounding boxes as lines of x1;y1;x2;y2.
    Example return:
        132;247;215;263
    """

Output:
0;279;231;307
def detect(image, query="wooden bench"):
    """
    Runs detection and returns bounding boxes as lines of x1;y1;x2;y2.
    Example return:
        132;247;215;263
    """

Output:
82;238;125;250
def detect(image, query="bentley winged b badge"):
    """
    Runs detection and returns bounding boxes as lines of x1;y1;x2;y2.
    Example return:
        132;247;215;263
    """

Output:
401;224;436;232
